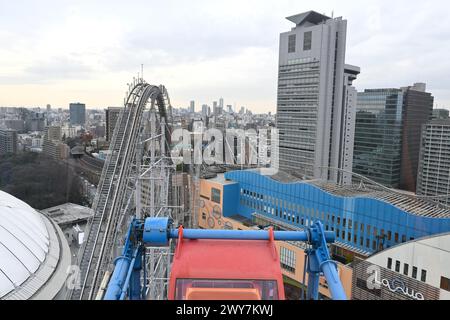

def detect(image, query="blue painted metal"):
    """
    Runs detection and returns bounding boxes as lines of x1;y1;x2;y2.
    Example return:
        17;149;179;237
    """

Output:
143;217;172;246
223;170;450;254
307;221;347;300
104;221;135;300
167;228;334;243
104;219;144;300
104;217;347;300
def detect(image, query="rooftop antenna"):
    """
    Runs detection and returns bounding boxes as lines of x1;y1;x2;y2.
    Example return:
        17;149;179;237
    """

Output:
332;10;334;18
141;64;144;82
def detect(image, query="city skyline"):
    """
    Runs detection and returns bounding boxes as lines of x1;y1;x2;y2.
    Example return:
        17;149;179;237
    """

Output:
1;0;450;113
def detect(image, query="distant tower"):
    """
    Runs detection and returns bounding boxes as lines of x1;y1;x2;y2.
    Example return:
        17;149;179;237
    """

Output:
69;103;86;126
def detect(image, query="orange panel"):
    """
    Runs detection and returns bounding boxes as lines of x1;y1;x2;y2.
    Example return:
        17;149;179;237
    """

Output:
186;288;261;300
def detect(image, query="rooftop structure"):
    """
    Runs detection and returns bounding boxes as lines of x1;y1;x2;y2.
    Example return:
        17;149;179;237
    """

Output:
41;203;94;228
352;232;450;300
0;190;71;300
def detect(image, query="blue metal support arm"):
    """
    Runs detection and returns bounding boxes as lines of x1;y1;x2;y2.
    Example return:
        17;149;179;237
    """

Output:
104;217;347;300
307;221;347;300
104;219;143;300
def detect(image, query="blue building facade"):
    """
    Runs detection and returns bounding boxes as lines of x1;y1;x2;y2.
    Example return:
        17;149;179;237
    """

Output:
223;170;450;255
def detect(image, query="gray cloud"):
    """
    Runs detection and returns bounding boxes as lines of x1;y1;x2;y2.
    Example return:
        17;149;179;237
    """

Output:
1;0;450;111
0;57;95;85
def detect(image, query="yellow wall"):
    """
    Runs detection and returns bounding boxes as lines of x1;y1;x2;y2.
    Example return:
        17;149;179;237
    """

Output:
197;178;353;299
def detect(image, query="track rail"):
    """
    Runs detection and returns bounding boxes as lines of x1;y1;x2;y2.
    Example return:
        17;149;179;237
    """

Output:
68;81;172;300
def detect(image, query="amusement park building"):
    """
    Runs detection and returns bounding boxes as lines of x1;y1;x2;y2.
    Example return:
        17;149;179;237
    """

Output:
197;169;450;299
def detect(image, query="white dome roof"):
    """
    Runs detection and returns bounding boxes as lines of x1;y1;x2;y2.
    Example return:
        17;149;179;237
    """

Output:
0;191;50;298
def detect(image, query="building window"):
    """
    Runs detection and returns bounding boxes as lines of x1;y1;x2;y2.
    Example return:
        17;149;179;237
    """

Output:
280;246;296;274
387;258;392;269
402;235;406;243
387;231;392;241
336;229;340;238
421;270;427;282
395;260;400;272
288;34;296;53
403;263;409;276
202;212;206;220
211;188;221;204
412;266;418;279
440;277;450;292
395;233;399;243
372;241;376;251
343;218;346;227
303;31;312;51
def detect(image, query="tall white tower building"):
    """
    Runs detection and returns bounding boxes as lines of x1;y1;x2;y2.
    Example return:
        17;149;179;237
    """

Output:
276;11;359;183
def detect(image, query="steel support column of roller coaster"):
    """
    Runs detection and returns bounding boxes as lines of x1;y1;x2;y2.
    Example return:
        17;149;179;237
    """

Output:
67;79;182;300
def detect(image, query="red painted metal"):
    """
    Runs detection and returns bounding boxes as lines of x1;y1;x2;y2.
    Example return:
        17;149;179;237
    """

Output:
168;228;285;300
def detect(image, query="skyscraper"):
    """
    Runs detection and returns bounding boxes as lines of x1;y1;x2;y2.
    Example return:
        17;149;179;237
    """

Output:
190;100;195;113
399;83;434;192
353;88;404;188
353;83;433;190
276;11;359;182
417;119;450;204
69;103;86;126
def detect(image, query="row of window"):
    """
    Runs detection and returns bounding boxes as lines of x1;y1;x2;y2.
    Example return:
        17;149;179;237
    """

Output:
280;246;296;274
387;258;427;282
240;189;413;251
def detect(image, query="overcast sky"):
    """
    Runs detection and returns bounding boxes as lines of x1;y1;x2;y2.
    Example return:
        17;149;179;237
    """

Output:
0;0;449;113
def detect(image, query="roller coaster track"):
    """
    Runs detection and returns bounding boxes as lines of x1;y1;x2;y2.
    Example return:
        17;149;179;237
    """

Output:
68;81;172;300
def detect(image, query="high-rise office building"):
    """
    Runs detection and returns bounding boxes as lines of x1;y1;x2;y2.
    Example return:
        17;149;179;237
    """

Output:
417;120;450;204
0;129;18;155
106;107;122;142
400;83;434;191
353;84;433;190
276;11;359;183
190;101;195;113
69;103;86;126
